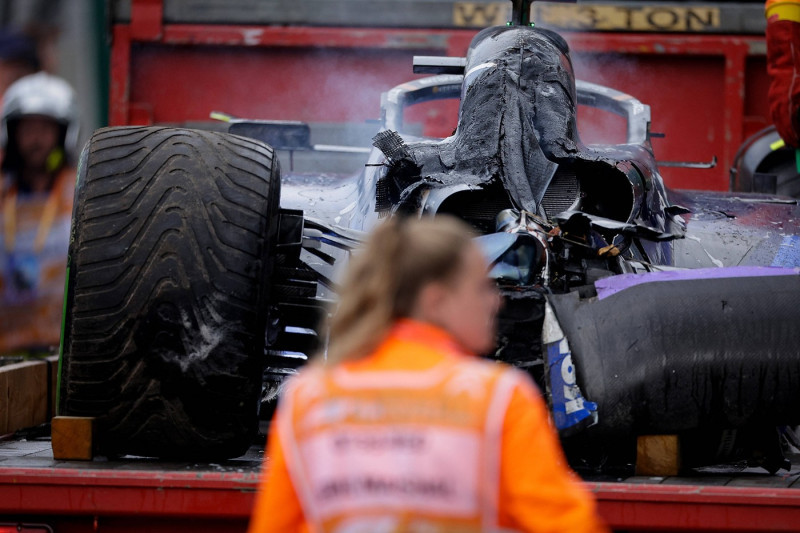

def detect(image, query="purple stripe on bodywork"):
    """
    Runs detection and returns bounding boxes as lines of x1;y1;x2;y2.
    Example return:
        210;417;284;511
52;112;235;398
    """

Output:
595;266;800;300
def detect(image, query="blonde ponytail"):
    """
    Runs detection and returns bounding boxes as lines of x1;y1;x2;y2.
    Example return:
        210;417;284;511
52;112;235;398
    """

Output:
325;216;474;365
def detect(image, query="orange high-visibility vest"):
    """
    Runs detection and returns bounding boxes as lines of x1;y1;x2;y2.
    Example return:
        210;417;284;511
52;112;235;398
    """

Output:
249;320;608;533
0;167;75;354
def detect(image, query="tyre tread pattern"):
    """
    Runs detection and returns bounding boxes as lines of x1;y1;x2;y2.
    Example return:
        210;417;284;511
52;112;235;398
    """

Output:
60;126;280;459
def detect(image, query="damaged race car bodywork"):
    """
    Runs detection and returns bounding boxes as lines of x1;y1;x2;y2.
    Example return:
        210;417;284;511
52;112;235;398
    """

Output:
58;0;800;472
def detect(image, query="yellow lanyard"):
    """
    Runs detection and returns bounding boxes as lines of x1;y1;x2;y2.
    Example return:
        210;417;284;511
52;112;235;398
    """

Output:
2;171;67;255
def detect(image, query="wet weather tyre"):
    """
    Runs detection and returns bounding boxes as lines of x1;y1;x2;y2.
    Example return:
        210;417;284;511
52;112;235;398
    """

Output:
58;126;280;459
760;156;800;198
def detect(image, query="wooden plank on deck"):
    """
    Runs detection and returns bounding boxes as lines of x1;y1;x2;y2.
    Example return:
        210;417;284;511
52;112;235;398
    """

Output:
0;360;49;435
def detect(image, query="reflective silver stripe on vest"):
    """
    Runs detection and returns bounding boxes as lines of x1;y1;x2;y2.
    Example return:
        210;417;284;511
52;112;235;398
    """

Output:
482;367;522;531
279;370;326;532
331;362;453;390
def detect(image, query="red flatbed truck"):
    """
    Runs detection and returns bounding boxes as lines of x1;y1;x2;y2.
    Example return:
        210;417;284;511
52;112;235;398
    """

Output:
1;436;800;532
3;1;800;531
108;0;772;192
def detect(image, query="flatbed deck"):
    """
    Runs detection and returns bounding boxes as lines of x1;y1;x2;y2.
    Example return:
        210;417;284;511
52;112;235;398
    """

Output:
2;434;800;531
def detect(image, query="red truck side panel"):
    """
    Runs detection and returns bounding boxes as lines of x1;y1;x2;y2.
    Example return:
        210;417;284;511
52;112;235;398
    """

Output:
110;22;767;192
2;466;800;531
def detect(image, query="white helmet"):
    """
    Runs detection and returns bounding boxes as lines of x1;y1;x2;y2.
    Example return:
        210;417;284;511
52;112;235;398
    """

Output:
1;72;79;155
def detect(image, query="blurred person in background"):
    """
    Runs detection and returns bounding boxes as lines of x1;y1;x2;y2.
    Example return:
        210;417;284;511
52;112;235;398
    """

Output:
0;71;78;356
0;29;39;97
248;216;608;533
766;0;800;146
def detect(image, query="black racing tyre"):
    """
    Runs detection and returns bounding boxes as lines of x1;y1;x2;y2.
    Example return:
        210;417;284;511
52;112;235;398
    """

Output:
759;154;800;198
731;125;800;198
58;126;280;459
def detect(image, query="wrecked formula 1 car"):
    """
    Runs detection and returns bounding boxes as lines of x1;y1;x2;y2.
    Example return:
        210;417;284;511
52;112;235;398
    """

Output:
58;0;800;473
